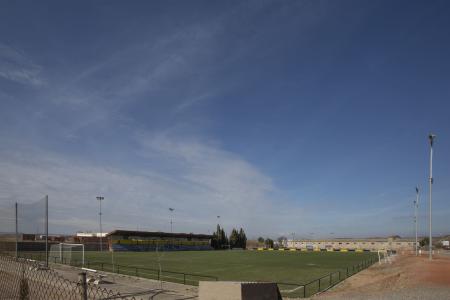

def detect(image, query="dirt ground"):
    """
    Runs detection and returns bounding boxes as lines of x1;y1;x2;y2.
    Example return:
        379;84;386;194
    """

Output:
315;252;450;299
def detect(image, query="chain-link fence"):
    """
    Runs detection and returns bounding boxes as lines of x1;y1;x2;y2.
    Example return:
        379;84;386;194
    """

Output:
0;254;136;300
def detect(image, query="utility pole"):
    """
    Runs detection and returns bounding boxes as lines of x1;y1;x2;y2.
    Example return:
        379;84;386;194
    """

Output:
414;187;419;256
428;133;435;260
96;196;104;252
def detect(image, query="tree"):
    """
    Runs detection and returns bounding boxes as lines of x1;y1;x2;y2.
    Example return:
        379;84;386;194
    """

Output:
277;236;287;246
212;224;229;250
420;237;429;247
257;237;264;244
239;228;247;249
229;228;239;248
265;238;274;248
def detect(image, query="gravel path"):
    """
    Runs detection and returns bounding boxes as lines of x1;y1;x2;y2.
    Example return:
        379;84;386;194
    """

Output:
50;262;198;300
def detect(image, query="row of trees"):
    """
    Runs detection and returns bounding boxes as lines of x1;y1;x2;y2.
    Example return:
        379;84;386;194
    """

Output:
211;225;247;249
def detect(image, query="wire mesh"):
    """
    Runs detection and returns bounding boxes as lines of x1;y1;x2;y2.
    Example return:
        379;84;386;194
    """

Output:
16;197;47;237
0;254;137;300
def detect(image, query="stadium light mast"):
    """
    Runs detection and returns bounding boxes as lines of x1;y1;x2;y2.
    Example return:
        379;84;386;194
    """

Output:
428;133;436;260
414;187;419;256
96;196;104;252
169;208;174;233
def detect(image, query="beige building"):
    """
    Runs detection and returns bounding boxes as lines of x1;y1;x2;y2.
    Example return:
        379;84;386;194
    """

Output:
286;237;416;252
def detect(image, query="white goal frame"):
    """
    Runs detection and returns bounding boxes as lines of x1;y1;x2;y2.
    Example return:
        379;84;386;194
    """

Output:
58;243;85;267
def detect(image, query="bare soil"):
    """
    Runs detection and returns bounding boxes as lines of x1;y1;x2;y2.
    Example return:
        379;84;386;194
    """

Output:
315;252;450;299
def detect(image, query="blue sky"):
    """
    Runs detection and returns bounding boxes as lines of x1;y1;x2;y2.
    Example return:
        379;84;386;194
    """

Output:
0;0;449;239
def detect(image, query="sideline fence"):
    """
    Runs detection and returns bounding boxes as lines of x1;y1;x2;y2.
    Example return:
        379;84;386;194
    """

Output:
278;256;377;298
0;254;136;300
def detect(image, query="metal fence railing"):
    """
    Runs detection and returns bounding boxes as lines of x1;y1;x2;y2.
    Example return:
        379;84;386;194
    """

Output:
17;252;218;286
84;261;218;286
0;254;136;300
278;256;377;298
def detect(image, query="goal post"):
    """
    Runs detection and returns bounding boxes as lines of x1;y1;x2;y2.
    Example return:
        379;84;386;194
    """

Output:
50;243;85;267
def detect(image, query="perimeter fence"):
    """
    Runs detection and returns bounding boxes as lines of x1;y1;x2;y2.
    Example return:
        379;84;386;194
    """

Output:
0;254;136;300
17;252;218;286
278;256;378;298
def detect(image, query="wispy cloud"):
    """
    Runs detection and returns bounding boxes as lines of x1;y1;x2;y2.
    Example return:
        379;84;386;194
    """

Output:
0;44;44;86
0;136;302;237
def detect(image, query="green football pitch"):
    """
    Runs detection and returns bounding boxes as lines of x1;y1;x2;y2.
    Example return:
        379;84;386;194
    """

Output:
84;250;376;285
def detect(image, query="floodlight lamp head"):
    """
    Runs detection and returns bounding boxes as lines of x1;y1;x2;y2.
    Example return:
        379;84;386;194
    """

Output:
429;133;436;145
169;208;174;212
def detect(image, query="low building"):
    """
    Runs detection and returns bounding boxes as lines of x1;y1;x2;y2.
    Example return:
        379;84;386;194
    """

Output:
286;236;416;252
106;230;213;252
71;232;108;251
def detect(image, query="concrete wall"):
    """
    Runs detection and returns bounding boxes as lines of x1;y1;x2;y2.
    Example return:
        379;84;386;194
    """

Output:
199;281;281;300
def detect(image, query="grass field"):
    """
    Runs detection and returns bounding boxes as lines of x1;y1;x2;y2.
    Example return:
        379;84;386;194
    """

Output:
84;250;376;284
17;250;377;297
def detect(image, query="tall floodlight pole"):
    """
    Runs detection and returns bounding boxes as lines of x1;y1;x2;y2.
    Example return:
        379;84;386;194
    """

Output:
45;195;48;267
169;208;175;250
169;208;174;233
15;202;18;259
291;232;295;248
428;133;435;260
414;187;419;256
96;196;104;252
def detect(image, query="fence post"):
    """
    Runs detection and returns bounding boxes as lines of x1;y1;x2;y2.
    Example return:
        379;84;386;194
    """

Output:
158;269;160;281
136;267;138;276
101;263;104;271
79;272;87;300
117;265;120;274
338;271;341;281
329;273;332;285
184;273;186;285
346;267;348;277
318;278;321;292
304;285;306;298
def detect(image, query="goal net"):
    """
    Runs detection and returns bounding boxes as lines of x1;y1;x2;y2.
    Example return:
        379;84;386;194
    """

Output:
49;243;85;267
